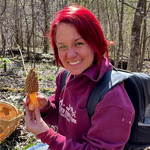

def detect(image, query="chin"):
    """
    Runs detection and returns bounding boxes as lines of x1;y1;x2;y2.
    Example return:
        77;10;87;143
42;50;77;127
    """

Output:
70;70;83;76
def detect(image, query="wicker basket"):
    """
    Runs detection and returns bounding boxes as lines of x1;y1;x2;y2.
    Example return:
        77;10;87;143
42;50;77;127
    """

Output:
0;101;23;143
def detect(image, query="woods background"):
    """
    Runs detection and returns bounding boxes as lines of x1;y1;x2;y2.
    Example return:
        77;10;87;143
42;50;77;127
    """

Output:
0;0;150;72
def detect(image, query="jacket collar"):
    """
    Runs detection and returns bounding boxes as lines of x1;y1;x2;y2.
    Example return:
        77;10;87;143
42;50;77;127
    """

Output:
80;57;112;82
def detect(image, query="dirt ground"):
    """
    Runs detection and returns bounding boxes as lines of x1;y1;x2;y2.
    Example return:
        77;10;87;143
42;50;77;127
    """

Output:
0;53;59;149
0;54;150;149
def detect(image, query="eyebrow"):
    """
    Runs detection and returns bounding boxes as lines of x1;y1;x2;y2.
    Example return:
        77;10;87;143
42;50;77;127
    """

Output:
75;37;82;41
56;37;83;45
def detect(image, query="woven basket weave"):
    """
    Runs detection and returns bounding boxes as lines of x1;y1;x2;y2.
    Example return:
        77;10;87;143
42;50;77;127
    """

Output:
0;101;23;143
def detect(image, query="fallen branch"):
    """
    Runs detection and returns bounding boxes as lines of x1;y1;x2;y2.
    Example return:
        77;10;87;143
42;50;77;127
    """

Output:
1;93;8;100
0;74;22;78
17;44;27;76
0;87;25;92
0;87;55;93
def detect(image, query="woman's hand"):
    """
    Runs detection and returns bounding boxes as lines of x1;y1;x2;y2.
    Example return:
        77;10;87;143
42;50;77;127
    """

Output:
25;106;49;135
23;92;49;110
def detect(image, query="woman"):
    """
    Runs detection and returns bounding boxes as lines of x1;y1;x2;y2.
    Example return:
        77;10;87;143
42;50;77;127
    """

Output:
24;5;135;150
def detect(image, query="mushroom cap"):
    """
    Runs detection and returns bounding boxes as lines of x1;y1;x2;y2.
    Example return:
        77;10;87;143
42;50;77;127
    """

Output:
25;68;39;94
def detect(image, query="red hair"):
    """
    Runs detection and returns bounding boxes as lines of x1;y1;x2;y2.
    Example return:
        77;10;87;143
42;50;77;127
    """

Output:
49;5;109;68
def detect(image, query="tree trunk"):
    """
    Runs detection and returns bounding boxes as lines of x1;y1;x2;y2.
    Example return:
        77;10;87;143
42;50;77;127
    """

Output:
139;0;147;71
19;12;23;50
14;0;20;47
115;0;124;69
1;19;6;72
97;0;100;21
120;0;124;69
128;0;145;71
105;0;115;62
42;0;49;54
31;0;35;67
0;0;6;59
20;0;31;60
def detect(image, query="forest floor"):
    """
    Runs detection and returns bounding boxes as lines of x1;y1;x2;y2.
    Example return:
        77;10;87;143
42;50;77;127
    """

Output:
0;49;150;150
0;49;60;150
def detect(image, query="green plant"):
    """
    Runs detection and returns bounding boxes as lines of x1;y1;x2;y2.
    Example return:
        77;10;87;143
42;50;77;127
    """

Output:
0;58;11;68
38;75;45;81
144;68;148;72
50;65;58;71
0;58;12;71
38;67;43;71
45;75;56;81
22;139;36;150
23;72;26;77
41;88;55;96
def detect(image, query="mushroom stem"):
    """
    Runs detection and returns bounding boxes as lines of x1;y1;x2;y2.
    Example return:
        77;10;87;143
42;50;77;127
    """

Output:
28;92;39;111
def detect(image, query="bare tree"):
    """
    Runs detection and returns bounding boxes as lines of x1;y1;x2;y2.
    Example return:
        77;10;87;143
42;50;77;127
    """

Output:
31;0;35;67
97;0;100;21
42;0;50;54
115;0;124;69
19;0;31;59
0;0;6;16
0;0;7;57
0;0;7;56
0;0;7;71
14;0;20;47
104;0;117;61
128;0;145;71
139;0;147;71
19;9;24;50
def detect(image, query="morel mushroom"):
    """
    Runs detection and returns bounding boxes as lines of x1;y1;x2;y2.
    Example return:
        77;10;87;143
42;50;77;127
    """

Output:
25;68;39;111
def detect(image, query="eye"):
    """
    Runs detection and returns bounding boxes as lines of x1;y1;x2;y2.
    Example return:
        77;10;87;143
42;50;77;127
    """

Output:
58;45;67;50
75;42;83;46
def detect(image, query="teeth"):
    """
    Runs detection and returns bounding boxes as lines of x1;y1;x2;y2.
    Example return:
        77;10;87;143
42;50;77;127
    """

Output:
69;60;82;65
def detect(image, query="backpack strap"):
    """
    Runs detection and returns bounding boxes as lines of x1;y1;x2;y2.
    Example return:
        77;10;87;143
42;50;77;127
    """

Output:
61;70;70;90
87;69;133;118
61;68;133;119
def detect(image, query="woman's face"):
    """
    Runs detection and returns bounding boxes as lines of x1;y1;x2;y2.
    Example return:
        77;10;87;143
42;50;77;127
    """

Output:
55;23;95;75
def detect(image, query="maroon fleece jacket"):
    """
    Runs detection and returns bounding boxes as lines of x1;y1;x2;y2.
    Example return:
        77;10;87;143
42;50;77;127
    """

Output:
37;57;135;150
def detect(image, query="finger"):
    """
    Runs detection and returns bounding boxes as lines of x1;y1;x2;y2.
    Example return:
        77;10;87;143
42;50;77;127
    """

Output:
37;92;47;99
23;95;30;105
25;106;32;122
36;93;42;101
37;92;42;96
34;107;42;123
26;95;30;103
31;111;36;120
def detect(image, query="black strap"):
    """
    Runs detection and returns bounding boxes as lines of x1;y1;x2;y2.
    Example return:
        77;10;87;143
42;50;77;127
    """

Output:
87;69;133;118
61;68;133;119
61;70;70;90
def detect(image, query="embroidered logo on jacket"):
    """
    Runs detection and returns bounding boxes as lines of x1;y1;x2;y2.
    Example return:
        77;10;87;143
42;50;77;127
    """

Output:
59;99;77;124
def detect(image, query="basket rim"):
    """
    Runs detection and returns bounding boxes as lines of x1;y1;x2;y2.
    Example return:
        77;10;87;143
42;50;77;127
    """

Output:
0;100;19;109
0;101;23;121
0;111;23;122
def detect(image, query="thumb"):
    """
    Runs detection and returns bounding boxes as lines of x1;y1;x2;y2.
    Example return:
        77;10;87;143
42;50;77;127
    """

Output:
25;106;31;122
34;107;42;122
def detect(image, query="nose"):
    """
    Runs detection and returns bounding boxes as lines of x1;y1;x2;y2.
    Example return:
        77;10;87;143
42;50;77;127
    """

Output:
67;47;77;58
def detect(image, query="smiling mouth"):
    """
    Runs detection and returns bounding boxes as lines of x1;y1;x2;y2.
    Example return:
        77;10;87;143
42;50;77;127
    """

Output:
69;60;82;65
